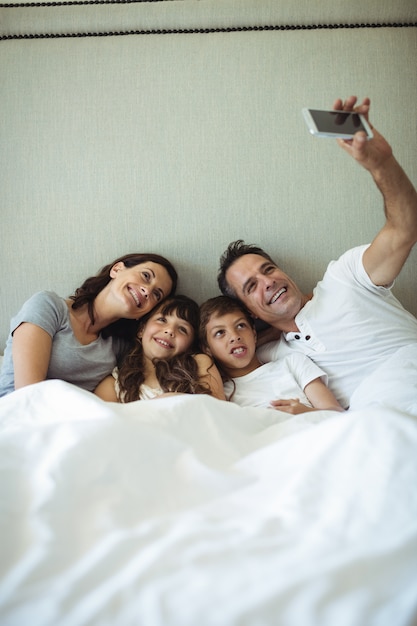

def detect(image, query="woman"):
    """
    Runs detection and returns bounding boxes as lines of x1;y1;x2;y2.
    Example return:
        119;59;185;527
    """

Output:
0;252;177;396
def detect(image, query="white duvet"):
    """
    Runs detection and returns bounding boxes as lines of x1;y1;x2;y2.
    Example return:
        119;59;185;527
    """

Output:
0;346;416;626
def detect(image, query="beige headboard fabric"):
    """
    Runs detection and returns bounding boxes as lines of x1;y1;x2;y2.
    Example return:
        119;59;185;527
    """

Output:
1;0;416;350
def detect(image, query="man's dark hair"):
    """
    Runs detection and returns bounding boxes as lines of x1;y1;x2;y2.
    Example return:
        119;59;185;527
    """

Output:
217;240;277;299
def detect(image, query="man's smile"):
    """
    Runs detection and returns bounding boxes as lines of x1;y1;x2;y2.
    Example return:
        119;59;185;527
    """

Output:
268;287;287;305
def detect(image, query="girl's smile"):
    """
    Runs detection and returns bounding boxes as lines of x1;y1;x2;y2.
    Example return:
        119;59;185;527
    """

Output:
140;311;194;360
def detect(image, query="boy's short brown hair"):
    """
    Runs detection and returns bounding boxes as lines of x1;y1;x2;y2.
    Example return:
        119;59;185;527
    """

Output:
199;295;254;352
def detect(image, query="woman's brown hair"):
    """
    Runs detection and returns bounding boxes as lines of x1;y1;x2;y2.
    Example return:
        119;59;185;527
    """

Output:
69;252;178;341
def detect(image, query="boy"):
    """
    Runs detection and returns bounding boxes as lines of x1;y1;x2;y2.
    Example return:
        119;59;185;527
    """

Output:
199;296;344;414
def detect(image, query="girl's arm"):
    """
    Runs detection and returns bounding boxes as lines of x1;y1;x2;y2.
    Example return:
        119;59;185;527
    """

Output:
94;375;119;402
270;378;344;414
12;323;53;390
194;353;227;400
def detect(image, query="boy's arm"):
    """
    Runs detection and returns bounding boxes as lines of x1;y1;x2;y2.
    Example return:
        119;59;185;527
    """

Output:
303;378;345;412
270;378;344;413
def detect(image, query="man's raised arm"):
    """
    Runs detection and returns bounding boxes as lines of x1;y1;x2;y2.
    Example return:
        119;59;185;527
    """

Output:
334;96;417;287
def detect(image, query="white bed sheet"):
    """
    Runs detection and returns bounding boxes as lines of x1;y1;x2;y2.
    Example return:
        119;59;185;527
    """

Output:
0;357;417;625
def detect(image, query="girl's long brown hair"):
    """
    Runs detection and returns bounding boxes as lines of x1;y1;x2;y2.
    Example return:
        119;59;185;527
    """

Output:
117;295;213;403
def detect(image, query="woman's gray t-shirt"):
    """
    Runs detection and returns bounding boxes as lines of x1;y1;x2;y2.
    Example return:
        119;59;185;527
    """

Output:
0;291;126;396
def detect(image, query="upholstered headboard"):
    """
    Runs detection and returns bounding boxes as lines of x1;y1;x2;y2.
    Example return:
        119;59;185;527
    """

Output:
1;0;416;350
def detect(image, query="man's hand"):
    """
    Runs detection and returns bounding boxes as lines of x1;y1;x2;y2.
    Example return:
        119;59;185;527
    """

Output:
333;96;417;286
333;96;393;173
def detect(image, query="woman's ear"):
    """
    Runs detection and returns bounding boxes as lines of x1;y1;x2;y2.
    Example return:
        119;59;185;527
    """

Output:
110;261;126;278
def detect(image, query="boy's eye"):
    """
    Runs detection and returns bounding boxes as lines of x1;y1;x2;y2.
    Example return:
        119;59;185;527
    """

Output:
214;329;225;338
237;322;247;330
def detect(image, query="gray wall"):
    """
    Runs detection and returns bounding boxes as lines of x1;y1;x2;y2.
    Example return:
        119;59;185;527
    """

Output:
1;0;416;350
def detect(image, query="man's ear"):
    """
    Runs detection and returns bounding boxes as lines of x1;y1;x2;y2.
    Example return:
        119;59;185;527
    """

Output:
110;261;126;278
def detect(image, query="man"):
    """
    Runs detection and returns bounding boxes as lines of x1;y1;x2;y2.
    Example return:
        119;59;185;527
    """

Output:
217;96;417;408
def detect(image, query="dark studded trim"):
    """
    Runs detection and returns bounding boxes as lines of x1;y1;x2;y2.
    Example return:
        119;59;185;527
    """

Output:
1;19;416;41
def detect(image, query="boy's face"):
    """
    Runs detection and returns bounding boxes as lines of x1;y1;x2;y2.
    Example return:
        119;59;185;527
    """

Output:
204;311;259;377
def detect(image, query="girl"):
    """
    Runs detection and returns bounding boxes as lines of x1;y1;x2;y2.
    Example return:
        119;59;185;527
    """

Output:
0;252;178;396
95;295;225;402
199;296;344;414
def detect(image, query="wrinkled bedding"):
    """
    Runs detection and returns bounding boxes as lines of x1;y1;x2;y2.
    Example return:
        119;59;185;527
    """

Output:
0;347;416;626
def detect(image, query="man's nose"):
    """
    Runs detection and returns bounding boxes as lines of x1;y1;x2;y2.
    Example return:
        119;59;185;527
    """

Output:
263;276;275;290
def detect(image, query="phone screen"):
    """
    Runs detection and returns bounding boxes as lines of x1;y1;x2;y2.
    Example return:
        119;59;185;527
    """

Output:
310;110;367;134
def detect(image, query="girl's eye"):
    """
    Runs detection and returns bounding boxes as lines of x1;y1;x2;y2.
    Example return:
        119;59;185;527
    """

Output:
157;316;167;323
178;326;189;335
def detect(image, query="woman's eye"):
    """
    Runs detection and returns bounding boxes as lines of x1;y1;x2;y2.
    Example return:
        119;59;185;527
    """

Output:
153;290;161;302
142;271;150;281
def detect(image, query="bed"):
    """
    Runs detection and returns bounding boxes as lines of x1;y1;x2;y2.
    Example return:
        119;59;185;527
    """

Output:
1;0;417;623
0;346;417;625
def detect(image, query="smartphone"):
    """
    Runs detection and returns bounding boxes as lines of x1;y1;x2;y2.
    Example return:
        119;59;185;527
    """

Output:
302;108;373;139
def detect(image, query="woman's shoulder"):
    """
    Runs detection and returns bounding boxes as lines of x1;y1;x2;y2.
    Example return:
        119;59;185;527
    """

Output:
24;290;66;310
8;291;69;340
15;291;68;322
